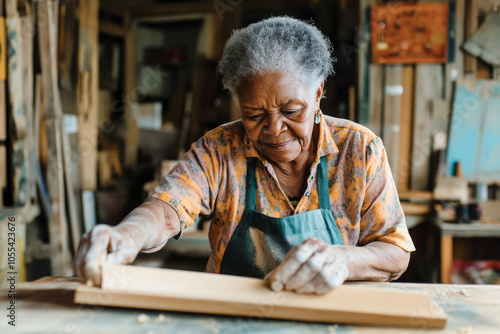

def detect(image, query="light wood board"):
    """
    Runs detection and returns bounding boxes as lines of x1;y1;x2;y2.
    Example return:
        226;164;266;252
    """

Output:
382;65;403;185
37;0;71;276
74;264;447;329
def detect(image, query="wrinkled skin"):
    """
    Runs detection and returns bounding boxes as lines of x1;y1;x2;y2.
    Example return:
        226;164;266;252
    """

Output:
264;238;410;294
73;198;180;286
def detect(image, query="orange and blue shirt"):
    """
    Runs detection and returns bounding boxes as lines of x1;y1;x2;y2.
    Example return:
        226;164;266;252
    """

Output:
151;115;416;273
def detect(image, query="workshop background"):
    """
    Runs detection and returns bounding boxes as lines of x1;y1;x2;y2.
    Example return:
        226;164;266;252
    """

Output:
1;0;500;287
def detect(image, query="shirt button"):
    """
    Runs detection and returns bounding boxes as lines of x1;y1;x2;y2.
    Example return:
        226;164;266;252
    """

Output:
305;191;310;197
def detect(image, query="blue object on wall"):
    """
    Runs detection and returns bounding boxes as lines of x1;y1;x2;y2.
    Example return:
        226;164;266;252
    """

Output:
447;79;500;182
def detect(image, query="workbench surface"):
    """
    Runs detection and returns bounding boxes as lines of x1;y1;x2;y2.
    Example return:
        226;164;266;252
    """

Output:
1;277;499;333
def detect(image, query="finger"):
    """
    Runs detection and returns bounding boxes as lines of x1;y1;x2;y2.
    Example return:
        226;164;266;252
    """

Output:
83;229;112;286
271;239;323;285
73;234;91;279
314;261;348;295
285;249;329;290
295;272;326;294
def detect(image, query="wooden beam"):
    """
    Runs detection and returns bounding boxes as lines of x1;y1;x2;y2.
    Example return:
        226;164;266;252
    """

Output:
397;65;414;191
464;0;478;75
0;0;6;205
123;27;138;167
37;0;71;275
382;65;403;185
368;64;383;136
77;0;99;191
99;21;126;37
440;235;453;284
411;65;442;190
75;264;448;329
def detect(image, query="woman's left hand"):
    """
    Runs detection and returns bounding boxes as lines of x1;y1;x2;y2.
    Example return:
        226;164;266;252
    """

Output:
264;238;349;295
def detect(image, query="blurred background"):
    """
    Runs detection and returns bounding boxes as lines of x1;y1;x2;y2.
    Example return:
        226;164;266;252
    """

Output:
1;0;500;287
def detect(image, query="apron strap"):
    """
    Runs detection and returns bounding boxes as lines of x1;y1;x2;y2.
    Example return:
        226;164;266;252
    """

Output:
317;156;331;210
246;158;257;210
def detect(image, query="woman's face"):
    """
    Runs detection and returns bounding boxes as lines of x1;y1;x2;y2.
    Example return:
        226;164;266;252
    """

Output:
238;72;323;165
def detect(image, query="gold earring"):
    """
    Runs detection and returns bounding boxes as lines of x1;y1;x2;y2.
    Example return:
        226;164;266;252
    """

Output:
314;109;322;124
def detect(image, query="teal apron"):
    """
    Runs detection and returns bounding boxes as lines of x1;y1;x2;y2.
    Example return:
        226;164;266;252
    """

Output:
219;156;344;278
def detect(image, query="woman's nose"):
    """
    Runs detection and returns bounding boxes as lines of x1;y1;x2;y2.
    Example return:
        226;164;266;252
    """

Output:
265;114;287;136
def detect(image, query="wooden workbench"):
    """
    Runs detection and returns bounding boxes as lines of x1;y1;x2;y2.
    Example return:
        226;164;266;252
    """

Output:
436;221;500;283
1;277;500;333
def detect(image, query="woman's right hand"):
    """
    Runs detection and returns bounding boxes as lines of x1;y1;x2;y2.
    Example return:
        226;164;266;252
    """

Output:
73;198;181;286
72;224;143;287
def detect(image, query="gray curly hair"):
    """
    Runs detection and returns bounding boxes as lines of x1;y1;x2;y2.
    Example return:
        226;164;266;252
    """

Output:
217;16;335;97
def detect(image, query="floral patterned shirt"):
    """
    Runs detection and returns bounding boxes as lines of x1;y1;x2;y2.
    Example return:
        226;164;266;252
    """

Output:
151;115;415;273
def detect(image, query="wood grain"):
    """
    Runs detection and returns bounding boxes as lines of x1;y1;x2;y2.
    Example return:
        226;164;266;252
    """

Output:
397;65;414;191
411;65;442;190
382;65;403;185
37;0;71;276
75;264;447;329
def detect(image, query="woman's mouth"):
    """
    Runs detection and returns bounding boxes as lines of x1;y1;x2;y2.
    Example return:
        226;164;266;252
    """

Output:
265;140;293;150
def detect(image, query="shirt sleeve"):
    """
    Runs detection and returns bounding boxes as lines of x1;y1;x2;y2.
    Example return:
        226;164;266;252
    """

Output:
358;137;416;252
149;135;221;238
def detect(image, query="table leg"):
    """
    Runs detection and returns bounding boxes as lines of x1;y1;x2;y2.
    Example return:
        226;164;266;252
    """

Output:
440;235;453;283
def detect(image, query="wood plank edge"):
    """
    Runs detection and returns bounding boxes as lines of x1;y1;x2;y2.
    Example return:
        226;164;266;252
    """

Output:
74;286;447;329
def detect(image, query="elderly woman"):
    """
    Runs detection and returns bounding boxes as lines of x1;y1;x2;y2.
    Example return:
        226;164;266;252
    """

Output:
74;16;415;294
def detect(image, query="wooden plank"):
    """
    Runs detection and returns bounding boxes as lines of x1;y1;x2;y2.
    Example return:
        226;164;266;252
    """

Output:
464;0;478;74
440;235;453;284
348;86;356;121
61;115;82;253
368;64;382;136
445;0;465;101
6;0;26;205
37;0;71;276
358;0;371;127
397;65;414;191
20;3;35;204
82;189;97;233
75;264;447;329
77;0;99;190
382;65;403;184
0;0;5;206
411;65;442;190
123;28;138;167
0;145;5;206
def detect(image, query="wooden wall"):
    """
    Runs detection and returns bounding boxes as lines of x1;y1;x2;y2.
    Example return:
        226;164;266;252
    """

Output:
359;0;496;192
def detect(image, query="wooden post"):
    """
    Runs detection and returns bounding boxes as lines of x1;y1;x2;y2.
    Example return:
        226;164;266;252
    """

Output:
397;65;414;191
37;0;71;276
411;65;443;190
77;0;99;190
382;65;403;185
368;64;383;136
124;26;139;167
0;0;6;207
440;234;453;284
464;0;478;75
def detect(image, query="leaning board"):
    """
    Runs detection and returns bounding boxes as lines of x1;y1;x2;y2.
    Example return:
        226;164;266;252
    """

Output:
74;264;447;329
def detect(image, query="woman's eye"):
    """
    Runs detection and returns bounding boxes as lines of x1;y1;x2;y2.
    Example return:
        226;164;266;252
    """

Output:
282;110;299;116
247;114;263;120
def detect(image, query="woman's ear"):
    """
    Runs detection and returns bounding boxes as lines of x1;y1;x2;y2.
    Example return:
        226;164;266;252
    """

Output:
315;81;324;107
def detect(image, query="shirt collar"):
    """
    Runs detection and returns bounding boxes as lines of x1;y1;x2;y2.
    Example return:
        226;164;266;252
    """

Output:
244;115;339;162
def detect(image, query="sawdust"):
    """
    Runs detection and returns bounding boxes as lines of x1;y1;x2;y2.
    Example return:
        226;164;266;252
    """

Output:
327;324;338;333
155;313;172;323
137;313;150;324
206;317;219;334
459;290;470;297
